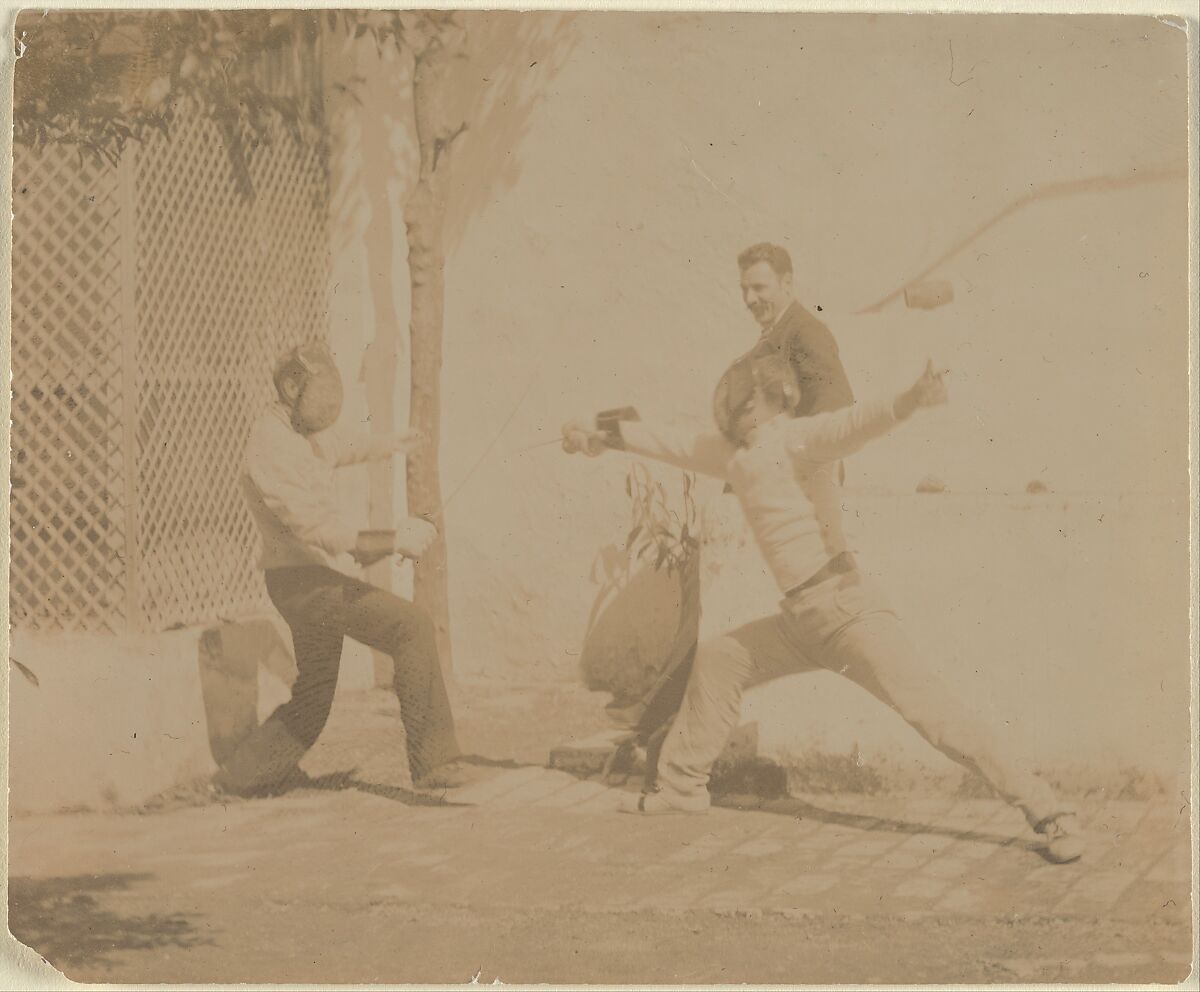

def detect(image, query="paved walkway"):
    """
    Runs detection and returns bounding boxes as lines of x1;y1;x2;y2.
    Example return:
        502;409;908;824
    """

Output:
7;764;1194;985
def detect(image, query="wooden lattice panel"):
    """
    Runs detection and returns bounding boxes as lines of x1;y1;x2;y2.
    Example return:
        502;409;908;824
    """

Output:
131;115;330;630
9;145;130;633
10;108;329;633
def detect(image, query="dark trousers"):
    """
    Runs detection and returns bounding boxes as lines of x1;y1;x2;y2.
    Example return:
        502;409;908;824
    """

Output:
262;565;460;781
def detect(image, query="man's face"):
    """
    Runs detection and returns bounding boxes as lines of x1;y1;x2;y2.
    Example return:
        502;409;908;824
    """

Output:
740;261;794;328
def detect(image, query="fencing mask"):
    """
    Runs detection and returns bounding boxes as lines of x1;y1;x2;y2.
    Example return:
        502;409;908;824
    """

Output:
273;342;344;435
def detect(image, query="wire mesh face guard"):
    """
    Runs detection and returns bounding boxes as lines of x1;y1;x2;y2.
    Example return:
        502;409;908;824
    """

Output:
273;342;344;435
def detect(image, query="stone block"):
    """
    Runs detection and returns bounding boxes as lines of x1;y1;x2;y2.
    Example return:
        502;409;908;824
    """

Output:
197;619;294;766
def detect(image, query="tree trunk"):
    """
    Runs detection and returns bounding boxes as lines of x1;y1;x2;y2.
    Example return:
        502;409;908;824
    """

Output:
360;101;402;687
404;40;458;674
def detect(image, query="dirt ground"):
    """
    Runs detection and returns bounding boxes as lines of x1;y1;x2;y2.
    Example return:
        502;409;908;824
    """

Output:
6;685;1194;987
7;889;1191;986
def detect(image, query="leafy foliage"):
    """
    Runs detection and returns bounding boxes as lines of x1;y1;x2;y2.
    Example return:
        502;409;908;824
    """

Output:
14;12;307;175
623;465;700;576
11;10;468;196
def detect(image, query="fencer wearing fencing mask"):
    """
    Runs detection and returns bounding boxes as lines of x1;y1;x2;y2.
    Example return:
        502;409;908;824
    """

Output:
226;343;474;799
273;341;345;436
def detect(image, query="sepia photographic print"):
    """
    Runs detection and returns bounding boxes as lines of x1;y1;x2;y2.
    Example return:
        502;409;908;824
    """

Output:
2;2;1197;987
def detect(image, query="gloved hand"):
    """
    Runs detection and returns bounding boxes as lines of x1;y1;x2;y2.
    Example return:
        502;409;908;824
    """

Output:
893;359;949;420
395;516;438;560
561;417;607;457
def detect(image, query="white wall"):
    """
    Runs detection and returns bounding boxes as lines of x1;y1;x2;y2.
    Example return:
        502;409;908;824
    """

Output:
327;14;1191;786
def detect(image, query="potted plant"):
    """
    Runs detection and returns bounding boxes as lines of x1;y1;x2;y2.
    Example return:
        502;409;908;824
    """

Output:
579;464;702;787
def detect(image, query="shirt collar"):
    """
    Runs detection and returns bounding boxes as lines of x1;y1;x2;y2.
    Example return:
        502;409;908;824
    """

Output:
762;299;796;335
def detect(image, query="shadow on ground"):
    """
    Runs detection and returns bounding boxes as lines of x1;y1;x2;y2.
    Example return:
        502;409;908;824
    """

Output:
133;755;537;814
292;758;532;807
718;793;1042;854
276;770;445;806
554;744;1041;855
7;872;213;973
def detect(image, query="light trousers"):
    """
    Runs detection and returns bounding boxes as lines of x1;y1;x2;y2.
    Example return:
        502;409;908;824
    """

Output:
657;567;1068;829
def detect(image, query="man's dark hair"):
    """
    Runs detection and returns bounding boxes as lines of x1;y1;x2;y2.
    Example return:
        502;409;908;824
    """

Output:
748;354;801;413
737;242;793;277
713;353;801;444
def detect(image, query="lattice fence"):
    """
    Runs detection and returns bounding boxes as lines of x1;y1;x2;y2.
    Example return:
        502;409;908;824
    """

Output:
10;149;129;633
10;104;330;633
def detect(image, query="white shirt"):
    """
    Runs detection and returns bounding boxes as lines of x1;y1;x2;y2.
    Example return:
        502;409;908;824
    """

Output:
620;400;899;592
240;404;399;572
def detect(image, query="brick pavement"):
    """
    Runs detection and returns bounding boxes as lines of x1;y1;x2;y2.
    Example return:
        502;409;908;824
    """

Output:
10;765;1193;981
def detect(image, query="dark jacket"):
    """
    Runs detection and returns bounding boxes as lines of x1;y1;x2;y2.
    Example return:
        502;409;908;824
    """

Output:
746;301;854;416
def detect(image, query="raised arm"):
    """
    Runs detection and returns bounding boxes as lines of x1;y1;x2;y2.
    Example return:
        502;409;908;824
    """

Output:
562;411;734;479
787;400;898;461
617;421;734;479
789;359;949;461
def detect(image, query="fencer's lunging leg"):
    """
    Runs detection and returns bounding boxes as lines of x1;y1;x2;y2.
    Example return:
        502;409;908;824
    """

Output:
656;613;816;807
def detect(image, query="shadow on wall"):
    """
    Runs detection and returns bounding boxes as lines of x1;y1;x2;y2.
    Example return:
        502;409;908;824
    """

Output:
7;873;213;977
